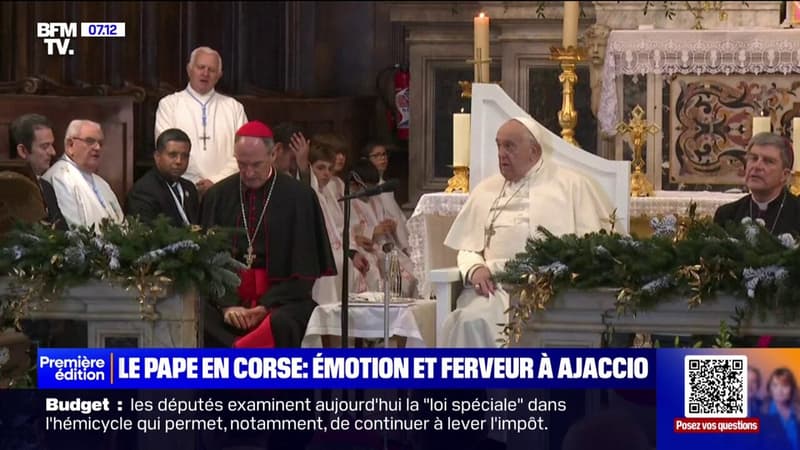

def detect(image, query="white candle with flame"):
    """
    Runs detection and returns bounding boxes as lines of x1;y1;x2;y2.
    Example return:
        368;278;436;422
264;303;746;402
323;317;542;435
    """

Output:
473;13;490;82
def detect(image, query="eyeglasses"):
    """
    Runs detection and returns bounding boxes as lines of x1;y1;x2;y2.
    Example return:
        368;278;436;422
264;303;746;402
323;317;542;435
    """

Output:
71;137;104;147
369;152;387;160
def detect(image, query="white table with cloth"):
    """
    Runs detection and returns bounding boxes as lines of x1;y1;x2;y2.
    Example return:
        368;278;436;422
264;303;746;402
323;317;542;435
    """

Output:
302;295;436;348
408;190;747;299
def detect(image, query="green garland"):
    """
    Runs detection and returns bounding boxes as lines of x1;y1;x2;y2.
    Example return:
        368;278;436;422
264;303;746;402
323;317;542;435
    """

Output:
495;208;800;346
0;217;245;328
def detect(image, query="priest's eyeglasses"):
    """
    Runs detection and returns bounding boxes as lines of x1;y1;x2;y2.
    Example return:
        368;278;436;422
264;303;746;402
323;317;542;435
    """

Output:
71;137;104;147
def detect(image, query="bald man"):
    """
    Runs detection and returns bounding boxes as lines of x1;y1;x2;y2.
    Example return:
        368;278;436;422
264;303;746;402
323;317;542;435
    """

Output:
441;117;614;348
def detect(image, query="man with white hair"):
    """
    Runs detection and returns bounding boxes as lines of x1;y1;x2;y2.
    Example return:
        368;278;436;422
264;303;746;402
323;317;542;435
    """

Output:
441;117;613;348
155;46;247;195
42;120;124;228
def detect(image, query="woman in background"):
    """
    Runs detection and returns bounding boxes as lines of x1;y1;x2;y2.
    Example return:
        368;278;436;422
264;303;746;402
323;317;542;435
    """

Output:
760;367;800;450
362;142;411;256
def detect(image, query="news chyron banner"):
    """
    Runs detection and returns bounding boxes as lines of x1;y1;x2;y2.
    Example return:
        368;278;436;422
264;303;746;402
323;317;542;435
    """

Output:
4;347;794;449
36;348;652;389
17;348;654;449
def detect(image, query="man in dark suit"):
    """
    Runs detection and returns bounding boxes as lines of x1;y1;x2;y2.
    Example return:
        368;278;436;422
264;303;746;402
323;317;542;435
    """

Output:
10;113;67;230
126;128;199;226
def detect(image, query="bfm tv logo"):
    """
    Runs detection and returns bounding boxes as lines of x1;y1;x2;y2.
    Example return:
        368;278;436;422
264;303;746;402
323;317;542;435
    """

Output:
37;22;76;55
37;22;126;55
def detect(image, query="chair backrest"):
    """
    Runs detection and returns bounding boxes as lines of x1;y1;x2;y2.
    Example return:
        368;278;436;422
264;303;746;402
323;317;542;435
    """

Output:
470;83;630;233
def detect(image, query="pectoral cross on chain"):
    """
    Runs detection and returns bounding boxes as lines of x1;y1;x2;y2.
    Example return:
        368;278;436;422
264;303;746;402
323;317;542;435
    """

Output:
186;90;215;151
199;133;211;151
245;245;256;269
485;224;496;248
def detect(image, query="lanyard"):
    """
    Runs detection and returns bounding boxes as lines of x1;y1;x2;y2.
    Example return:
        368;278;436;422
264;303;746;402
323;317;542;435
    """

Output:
166;181;190;226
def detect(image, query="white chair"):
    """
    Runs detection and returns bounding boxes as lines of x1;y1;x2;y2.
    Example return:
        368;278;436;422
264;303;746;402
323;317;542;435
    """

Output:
431;83;631;346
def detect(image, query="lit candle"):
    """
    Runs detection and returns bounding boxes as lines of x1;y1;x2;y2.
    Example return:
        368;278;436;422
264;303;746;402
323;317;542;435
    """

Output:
793;118;800;171
473;13;490;83
752;116;771;136
562;2;580;48
453;112;471;166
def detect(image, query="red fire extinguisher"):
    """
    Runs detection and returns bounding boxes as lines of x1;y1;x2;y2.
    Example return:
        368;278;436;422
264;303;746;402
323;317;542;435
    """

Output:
377;64;411;140
393;65;410;140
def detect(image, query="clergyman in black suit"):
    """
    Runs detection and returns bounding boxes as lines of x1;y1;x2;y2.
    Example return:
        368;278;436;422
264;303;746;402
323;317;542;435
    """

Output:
10;113;67;230
126;128;199;226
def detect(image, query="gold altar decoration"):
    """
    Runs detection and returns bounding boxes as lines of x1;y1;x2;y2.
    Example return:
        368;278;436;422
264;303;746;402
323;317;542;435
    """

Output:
791;172;800;197
685;1;728;29
458;80;472;99
549;46;586;147
616;105;660;197
445;166;470;193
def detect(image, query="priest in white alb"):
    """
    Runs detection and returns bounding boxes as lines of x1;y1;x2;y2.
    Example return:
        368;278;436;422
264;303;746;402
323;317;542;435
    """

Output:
155;46;247;195
441;117;613;348
42;119;124;228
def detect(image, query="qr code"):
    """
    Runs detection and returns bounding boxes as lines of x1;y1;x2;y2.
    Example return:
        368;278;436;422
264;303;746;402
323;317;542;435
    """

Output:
684;355;747;418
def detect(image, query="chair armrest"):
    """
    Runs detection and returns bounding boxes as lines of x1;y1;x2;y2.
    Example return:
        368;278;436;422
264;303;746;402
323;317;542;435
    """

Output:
429;267;462;283
430;267;463;346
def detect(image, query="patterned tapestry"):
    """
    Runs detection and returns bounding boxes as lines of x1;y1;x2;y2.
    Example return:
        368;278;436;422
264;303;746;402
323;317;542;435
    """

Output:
669;75;800;185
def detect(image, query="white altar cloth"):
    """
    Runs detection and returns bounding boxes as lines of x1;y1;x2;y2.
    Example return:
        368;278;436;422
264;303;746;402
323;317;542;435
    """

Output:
302;299;436;348
630;190;746;218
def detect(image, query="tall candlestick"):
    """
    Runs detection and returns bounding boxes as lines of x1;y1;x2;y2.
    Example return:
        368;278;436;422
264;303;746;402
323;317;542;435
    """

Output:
752;116;771;136
562;2;580;48
453;112;471;166
793;118;800;171
474;13;490;82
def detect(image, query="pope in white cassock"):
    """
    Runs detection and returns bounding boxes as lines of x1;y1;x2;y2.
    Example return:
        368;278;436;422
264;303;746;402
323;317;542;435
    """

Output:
155;46;247;194
441;117;613;348
42;120;124;228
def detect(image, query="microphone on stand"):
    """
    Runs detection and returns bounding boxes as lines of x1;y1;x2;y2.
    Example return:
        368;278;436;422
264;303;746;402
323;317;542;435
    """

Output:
339;172;353;349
